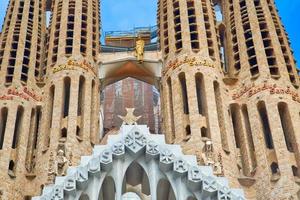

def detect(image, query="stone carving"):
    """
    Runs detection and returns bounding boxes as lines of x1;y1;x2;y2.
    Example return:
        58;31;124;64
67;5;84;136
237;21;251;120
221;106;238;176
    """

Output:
100;149;113;171
201;139;223;176
118;108;141;125
232;83;300;103
125;131;146;156
189;167;203;182
88;157;100;173
203;176;218;195
51;186;63;200
0;86;43;101
163;56;215;76
64;177;76;192
218;186;231;199
146;141;160;156
159;149;175;172
135;37;145;63
53;59;96;75
160;149;174;164
34;125;245;200
56;149;69;176
112;141;125;158
76;167;88;183
174;159;188;176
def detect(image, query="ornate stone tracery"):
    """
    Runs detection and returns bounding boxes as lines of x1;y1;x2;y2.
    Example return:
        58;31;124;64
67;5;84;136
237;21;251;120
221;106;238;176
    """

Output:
33;125;244;200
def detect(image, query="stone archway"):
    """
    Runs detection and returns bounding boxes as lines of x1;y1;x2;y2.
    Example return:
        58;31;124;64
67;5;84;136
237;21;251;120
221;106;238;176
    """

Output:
33;125;245;200
98;51;162;90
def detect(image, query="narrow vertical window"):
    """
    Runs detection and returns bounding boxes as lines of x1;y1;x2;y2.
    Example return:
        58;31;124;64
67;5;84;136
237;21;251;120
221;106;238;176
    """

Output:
81;0;88;56
34;106;41;149
61;128;67;139
270;162;280;175
63;77;71;117
66;0;75;56
257;101;274;149
167;78;175;139
12;106;24;149
230;104;241;148
242;105;257;169
195;73;204;115
214;81;229;151
173;0;182;52
78;76;85;116
278;102;294;152
201;127;208;138
49;86;55;128
187;0;199;51
185;125;191;137
90;80;96;140
25;108;38;173
0;107;8;149
179;73;189;114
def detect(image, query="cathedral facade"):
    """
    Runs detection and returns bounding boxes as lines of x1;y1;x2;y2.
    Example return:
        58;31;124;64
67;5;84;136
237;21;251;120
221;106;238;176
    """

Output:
0;0;299;199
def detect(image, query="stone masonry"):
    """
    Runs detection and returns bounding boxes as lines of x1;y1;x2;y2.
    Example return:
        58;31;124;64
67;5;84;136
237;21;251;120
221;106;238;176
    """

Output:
0;0;299;199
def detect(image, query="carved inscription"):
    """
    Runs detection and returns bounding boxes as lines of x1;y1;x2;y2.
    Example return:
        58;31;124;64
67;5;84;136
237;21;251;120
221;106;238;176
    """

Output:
0;87;42;101
53;59;96;75
163;56;215;75
233;83;300;103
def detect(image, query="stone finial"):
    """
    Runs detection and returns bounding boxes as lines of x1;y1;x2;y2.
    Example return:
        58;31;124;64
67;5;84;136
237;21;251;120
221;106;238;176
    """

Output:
118;108;141;125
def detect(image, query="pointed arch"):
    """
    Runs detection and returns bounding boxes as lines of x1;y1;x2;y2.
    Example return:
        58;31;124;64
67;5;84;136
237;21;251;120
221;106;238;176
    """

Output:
123;161;150;196
99;176;115;200
157;179;175;200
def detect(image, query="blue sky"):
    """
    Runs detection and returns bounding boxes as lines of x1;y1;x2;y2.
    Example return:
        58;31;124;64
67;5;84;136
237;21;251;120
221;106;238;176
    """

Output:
0;0;299;66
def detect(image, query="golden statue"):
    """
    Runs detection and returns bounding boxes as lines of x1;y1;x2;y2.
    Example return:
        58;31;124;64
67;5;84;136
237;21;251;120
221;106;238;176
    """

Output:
135;36;145;63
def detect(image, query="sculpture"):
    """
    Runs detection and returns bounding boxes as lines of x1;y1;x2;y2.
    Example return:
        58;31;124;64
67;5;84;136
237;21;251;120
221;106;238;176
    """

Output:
201;139;223;176
135;36;145;63
118;108;141;125
56;149;69;176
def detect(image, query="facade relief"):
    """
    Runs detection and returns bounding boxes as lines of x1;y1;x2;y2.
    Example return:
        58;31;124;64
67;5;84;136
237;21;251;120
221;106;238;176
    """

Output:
52;59;97;75
196;139;224;177
163;56;215;76
233;82;300;103
0;86;43;101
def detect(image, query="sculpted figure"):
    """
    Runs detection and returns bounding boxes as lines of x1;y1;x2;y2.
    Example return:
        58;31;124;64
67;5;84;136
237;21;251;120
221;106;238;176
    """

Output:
201;139;223;176
56;149;69;176
135;36;145;63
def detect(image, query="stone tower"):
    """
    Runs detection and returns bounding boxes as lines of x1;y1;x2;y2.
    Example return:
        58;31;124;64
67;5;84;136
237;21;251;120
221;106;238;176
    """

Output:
36;0;101;187
0;0;299;199
0;0;46;198
159;0;300;199
222;0;300;199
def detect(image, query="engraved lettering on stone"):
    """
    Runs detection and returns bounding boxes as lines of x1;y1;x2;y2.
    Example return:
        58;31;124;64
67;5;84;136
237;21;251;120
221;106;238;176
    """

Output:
100;150;112;164
64;177;76;191
189;167;202;182
51;186;63;199
76;168;88;182
174;159;188;173
88;157;100;173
